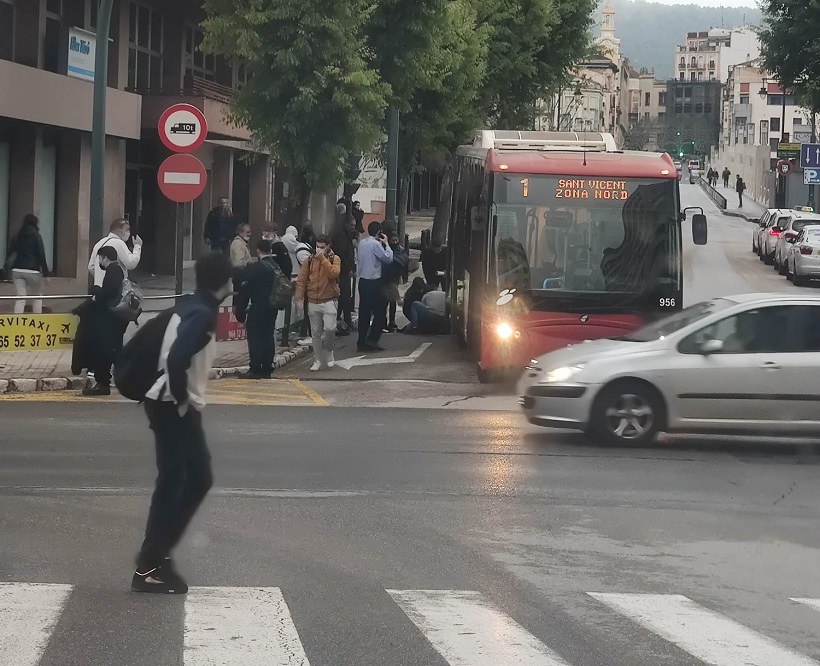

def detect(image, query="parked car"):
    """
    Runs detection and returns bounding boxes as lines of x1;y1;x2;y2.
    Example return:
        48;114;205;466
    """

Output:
752;209;779;255
519;294;820;446
786;225;820;285
774;212;820;273
689;168;701;184
759;211;791;265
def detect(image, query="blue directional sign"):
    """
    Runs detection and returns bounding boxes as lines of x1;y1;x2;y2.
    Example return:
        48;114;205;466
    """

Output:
800;143;820;169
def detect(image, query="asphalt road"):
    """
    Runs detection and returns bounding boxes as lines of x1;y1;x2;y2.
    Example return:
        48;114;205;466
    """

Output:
3;184;820;666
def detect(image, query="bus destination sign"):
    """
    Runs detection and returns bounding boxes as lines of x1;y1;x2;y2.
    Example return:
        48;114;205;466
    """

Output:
554;179;629;200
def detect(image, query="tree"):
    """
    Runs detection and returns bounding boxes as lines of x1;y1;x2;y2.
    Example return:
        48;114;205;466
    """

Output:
759;1;820;92
396;0;490;237
200;0;389;224
623;118;657;151
475;0;598;127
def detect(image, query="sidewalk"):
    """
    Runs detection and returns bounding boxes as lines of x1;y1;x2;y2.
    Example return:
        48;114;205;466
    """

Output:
711;183;768;222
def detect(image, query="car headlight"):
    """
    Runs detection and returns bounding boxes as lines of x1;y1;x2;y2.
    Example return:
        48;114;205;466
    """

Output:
543;365;585;383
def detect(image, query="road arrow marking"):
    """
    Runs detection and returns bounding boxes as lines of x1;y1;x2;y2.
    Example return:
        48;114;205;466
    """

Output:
337;343;432;370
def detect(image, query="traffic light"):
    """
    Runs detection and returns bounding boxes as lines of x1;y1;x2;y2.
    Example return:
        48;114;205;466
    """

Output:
691;141;696;146
676;131;681;137
679;150;684;157
343;153;362;200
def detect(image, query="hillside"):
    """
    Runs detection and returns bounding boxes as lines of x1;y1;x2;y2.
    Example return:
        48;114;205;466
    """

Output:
596;0;762;79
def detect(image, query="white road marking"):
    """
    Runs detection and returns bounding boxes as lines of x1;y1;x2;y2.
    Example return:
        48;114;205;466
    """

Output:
0;582;73;666
792;598;820;612
387;589;569;665
589;593;819;666
336;342;432;369
163;172;201;185
184;587;309;665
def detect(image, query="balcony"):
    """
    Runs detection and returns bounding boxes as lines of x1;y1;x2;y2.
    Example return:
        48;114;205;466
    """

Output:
137;75;250;141
734;103;751;119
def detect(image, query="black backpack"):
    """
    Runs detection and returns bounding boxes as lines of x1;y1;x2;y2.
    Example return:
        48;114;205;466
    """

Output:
114;308;176;402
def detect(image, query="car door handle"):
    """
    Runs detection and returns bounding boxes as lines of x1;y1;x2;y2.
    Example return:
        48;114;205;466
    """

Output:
760;361;780;370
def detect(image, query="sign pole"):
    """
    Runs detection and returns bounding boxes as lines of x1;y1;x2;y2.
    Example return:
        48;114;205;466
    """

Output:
175;202;185;302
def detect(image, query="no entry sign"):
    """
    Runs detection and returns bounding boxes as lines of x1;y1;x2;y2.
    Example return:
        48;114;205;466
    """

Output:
158;154;208;203
158;103;208;153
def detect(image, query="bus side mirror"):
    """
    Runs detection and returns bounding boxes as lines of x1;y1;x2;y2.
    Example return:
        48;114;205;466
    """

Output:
692;213;707;245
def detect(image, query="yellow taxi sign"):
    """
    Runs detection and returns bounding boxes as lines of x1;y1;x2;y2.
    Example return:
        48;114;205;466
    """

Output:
0;314;78;351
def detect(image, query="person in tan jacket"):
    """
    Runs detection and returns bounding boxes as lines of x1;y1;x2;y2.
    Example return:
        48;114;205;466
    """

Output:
295;234;341;371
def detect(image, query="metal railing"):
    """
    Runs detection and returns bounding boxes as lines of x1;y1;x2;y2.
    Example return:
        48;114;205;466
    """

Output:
699;177;727;210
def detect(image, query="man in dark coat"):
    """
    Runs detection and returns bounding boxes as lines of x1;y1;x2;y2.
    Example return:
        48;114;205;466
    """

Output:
331;212;357;331
235;240;292;379
203;197;234;253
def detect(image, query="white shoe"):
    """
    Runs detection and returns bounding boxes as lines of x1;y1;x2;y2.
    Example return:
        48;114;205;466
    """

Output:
327;352;335;368
310;361;321;371
298;338;312;346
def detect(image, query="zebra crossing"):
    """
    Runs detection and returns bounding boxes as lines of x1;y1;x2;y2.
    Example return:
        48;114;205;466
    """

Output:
2;582;819;665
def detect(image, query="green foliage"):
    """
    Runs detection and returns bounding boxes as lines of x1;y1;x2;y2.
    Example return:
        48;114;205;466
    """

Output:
475;0;597;127
200;0;388;190
399;0;489;173
759;1;820;93
365;0;449;110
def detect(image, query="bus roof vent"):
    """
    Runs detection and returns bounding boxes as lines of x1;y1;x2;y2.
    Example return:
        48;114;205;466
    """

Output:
474;130;617;153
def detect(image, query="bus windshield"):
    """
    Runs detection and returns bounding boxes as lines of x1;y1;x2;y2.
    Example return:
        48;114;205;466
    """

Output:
491;173;680;312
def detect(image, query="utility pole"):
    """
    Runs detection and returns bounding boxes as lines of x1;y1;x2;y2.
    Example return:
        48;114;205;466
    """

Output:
90;0;115;242
384;107;400;232
809;112;817;210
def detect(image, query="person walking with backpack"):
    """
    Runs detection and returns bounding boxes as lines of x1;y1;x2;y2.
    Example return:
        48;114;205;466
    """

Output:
5;214;49;314
130;252;234;594
235;239;292;379
295;234;341;371
736;175;746;208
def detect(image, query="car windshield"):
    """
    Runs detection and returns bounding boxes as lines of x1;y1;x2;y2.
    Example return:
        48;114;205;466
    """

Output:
616;298;735;342
491;174;680;313
793;219;820;232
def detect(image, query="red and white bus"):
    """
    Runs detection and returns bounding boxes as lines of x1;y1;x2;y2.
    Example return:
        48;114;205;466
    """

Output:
446;130;707;382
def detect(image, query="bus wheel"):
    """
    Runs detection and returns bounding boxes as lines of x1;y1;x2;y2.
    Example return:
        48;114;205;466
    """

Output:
590;380;664;447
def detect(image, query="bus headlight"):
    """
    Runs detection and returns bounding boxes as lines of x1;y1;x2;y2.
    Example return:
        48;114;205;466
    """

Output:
496;322;515;340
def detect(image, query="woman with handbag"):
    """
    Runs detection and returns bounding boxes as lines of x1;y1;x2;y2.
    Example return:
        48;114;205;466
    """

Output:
73;245;126;396
5;214;49;314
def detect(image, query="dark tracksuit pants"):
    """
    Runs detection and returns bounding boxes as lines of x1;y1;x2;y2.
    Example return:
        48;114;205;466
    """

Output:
338;268;354;325
138;400;213;569
357;277;386;346
246;306;277;375
92;318;128;387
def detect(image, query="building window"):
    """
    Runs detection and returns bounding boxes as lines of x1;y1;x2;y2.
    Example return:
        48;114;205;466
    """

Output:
659;92;666;106
690;56;696;67
683;103;692;114
695;103;703;114
658;111;666;121
770;138;779;152
0;0;13;62
128;2;164;91
679;57;685;68
44;0;63;73
739;94;749;104
697;72;703;81
675;103;683;114
684;87;692;98
679;72;685;81
690;72;696;81
768;94;796;106
232;61;249;90
771;117;781;132
761;120;769;145
794;117;803;126
644;92;650;106
748;123;755;144
709;73;715;81
704;103;712;114
185;26;216;81
709;60;715;69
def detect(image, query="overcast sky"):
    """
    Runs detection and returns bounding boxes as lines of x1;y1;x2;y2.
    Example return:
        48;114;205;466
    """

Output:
651;0;757;6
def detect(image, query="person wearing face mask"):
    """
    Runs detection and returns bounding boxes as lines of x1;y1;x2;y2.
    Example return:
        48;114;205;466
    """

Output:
230;223;253;271
88;218;142;288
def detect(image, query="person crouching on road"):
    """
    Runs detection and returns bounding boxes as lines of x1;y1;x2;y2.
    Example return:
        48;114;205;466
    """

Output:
78;245;126;396
236;239;292;379
295;234;341;371
132;252;233;595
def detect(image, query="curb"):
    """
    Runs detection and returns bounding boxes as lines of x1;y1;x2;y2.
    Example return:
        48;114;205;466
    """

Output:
0;345;311;395
721;209;759;222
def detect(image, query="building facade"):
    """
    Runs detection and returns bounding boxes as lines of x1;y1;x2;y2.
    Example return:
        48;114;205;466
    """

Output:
663;80;722;157
0;0;282;279
673;27;760;85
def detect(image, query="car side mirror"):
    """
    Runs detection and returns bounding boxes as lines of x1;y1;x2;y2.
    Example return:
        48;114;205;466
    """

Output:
692;213;707;245
699;339;723;355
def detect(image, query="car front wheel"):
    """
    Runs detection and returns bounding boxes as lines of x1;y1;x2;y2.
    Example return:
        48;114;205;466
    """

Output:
590;380;663;447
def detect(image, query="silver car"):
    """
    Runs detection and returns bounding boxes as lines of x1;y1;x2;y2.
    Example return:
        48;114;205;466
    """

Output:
773;212;820;274
786;225;820;285
519;294;820;445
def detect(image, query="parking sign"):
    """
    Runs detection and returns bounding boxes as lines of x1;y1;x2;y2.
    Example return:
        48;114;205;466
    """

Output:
804;168;820;185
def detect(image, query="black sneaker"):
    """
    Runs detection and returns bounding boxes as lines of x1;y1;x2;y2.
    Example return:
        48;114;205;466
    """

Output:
131;561;188;594
82;383;111;396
